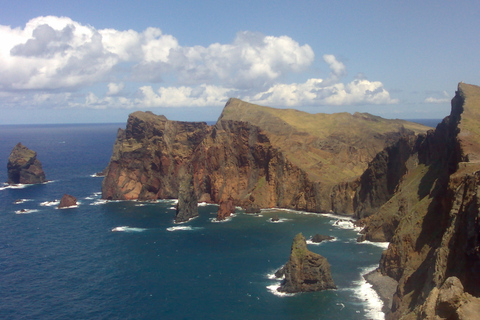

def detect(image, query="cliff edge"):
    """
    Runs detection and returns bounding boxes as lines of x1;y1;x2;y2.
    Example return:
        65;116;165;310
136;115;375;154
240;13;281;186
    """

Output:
102;100;430;214
356;83;480;319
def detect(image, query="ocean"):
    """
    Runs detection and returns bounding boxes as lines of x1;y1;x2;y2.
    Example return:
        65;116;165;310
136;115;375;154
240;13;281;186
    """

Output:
0;122;435;320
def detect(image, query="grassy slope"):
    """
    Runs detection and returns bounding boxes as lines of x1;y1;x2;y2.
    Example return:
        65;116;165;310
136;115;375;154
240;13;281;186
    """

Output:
219;98;431;185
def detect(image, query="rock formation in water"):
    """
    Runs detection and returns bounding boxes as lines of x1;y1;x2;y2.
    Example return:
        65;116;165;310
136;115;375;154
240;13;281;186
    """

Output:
355;83;480;319
58;194;77;209
216;198;235;221
7;143;46;185
275;233;336;293
102;99;429;215
175;166;198;223
311;234;334;243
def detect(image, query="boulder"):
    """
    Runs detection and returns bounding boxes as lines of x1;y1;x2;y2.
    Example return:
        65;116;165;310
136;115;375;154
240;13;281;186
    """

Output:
311;234;334;243
271;215;280;222
276;233;336;293
7;143;46;185
58;194;77;209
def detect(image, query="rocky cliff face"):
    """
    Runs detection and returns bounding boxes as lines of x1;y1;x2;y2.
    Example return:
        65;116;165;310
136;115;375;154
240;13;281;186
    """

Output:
102;100;429;214
102;111;211;200
174;166;198;223
7;143;46;185
356;83;480;319
275;233;336;293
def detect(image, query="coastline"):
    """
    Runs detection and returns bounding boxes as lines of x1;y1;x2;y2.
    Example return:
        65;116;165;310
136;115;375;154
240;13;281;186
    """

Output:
364;268;398;315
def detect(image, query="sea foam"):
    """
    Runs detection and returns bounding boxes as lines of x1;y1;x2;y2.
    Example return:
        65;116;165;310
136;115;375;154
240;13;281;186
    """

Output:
351;265;385;320
166;226;203;232
40;200;60;207
15;209;39;214
111;226;147;232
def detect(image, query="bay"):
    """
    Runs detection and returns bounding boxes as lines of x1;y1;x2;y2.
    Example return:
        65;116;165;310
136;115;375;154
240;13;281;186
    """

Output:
0;123;388;320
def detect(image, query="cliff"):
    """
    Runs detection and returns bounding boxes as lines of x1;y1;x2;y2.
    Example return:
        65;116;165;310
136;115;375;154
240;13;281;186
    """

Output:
102;111;211;200
102;100;430;214
275;233;336;293
356;83;480;319
7;143;46;185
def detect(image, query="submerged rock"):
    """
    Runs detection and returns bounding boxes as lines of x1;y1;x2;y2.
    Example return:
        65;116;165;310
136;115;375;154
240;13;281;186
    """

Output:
271;215;280;222
58;194;77;209
311;234;334;243
175;167;198;223
276;233;336;293
7;143;46;185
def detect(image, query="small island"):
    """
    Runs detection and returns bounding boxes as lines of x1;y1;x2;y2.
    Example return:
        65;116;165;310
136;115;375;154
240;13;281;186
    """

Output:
7;143;46;185
275;233;336;293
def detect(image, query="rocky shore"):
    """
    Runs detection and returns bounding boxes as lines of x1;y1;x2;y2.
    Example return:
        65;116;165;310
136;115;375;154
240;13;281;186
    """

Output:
364;268;398;315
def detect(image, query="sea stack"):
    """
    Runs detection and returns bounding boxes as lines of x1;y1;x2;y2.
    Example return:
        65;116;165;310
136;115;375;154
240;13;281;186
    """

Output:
216;198;235;221
175;167;198;223
7;143;46;185
275;233;336;293
58;194;77;209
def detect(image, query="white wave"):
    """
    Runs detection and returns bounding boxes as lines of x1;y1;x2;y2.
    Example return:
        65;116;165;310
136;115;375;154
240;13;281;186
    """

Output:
89;173;104;178
0;183;29;190
15;209;39;214
267;218;291;223
13;199;32;204
166;226;203;232
358;240;390;250
322;212;356;220
40;200;60;207
209;213;236;223
58;204;79;209
111;226;147;232
331;219;363;232
135;203;146;207
263;208;318;215
266;284;295;297
351;265;385;320
306;237;337;245
93;192;102;196
90;199;109;206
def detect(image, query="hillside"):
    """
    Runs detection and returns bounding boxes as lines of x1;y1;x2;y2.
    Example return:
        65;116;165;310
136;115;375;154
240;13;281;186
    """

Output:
356;83;480;319
102;99;430;215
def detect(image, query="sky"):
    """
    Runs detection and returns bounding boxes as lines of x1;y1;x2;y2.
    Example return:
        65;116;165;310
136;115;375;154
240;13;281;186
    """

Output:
0;0;479;124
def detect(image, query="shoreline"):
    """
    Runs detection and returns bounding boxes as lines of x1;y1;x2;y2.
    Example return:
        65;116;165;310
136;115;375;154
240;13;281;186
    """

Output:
364;268;398;315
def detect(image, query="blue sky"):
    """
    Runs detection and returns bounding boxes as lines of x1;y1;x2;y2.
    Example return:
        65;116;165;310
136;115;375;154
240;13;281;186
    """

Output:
0;0;479;124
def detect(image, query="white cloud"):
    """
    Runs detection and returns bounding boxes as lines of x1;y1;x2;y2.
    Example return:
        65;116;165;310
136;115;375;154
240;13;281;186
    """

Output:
424;91;450;103
246;78;398;107
137;84;231;107
0;15;399;111
107;82;125;95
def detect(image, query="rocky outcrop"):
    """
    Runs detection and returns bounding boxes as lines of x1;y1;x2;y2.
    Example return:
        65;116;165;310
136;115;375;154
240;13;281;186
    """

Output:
101;111;211;200
419;277;480;320
102;100;430;215
174;166;198;223
58;194;77;209
355;83;480;319
7;143;46;185
311;234;334;243
275;233;336;293
216;198;235;221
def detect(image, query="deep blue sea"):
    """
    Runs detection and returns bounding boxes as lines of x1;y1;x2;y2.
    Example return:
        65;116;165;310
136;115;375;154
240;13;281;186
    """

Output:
0;121;439;320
